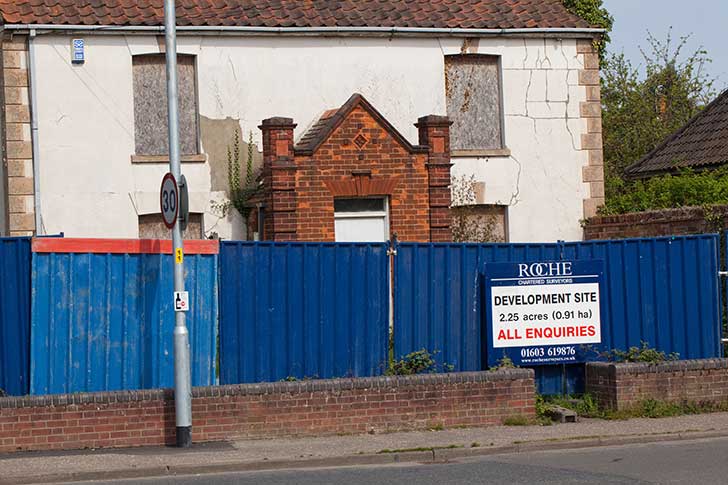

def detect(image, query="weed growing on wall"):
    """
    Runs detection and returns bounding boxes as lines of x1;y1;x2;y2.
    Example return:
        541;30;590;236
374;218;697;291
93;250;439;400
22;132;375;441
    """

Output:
386;349;436;376
489;355;516;371
227;130;258;218
385;349;457;375
211;130;260;238
602;341;679;364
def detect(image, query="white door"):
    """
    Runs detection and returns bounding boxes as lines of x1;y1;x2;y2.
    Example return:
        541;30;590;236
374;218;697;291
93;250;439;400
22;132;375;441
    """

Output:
334;198;389;242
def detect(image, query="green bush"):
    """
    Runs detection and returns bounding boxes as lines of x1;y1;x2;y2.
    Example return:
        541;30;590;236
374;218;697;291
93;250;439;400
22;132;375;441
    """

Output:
601;168;728;216
386;349;436;376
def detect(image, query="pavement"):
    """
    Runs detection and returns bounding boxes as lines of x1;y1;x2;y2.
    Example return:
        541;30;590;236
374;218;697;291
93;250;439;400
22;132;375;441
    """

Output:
2;412;728;484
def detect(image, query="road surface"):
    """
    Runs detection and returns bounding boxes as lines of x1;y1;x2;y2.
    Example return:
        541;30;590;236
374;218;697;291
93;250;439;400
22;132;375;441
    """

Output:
62;436;728;484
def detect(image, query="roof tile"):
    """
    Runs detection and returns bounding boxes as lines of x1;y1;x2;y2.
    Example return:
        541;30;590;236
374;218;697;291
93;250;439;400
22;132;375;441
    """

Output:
0;0;593;29
626;89;728;177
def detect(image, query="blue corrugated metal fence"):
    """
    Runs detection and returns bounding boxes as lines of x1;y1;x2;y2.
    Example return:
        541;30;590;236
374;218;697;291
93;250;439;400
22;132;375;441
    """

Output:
219;241;390;384
31;243;218;395
394;235;722;394
3;233;724;396
0;237;32;396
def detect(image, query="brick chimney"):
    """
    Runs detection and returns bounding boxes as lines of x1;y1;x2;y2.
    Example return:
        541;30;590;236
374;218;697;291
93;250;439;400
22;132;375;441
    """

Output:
416;115;453;242
259;117;297;241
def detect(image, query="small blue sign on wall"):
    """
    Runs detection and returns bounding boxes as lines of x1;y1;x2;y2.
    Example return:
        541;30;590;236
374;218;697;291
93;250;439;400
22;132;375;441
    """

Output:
71;39;85;64
484;260;605;367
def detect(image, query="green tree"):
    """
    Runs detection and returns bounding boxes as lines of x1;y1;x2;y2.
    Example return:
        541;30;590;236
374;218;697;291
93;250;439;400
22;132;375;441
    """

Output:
602;30;716;203
562;0;613;60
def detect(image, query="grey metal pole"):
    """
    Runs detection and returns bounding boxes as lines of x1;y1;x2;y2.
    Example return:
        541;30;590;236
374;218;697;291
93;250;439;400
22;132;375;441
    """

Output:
163;0;192;448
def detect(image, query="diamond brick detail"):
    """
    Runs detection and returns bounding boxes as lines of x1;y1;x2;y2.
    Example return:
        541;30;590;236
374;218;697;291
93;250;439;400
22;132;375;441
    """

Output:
353;133;368;150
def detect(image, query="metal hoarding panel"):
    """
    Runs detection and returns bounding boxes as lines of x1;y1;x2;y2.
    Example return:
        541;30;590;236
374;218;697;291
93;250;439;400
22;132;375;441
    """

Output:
219;242;389;384
394;235;721;394
0;237;32;396
564;235;722;360
394;243;482;372
30;244;217;395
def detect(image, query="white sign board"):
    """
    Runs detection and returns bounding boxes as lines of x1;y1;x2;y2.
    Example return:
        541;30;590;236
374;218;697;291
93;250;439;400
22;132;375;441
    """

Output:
160;173;178;229
174;291;189;312
484;260;604;366
491;282;601;348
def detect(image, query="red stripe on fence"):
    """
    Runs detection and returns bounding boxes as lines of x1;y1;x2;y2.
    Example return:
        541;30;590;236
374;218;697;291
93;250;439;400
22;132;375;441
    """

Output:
32;238;219;255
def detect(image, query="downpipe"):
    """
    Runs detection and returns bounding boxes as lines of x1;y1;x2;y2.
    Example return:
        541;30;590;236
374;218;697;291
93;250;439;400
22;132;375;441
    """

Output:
28;29;42;234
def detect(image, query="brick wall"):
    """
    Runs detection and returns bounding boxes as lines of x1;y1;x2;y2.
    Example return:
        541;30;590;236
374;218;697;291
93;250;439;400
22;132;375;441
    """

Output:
586;359;728;410
259;117;298;241
1;35;35;236
583;205;728;240
0;370;535;453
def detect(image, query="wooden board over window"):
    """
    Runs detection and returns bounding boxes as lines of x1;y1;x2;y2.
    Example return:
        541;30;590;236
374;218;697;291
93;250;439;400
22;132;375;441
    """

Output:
445;55;503;151
133;54;199;156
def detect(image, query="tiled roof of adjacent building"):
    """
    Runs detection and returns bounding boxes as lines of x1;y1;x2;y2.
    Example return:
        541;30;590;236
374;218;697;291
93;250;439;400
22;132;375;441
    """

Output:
0;1;594;30
625;89;728;178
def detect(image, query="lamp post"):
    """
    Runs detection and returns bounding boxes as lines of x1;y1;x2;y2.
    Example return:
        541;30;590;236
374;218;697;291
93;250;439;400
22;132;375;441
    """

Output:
163;0;192;448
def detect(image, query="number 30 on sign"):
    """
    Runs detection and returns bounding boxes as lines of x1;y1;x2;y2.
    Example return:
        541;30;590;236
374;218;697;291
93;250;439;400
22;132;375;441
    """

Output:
160;173;178;229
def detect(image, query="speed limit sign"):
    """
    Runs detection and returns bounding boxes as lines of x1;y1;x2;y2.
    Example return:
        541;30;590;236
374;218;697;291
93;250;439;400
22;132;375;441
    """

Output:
160;173;179;229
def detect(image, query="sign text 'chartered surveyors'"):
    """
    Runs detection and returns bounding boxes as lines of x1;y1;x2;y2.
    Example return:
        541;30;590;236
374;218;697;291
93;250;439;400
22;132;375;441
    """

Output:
484;260;605;366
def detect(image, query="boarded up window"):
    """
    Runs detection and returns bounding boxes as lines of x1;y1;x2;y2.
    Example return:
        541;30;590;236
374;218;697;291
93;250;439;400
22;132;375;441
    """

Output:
138;213;204;239
451;204;507;242
445;55;503;151
133;54;199;156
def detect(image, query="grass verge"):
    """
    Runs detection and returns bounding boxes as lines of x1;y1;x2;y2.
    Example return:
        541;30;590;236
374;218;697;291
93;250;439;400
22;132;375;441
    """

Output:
540;393;728;420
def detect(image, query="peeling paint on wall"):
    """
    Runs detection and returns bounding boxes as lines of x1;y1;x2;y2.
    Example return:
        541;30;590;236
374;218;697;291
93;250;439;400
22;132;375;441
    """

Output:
200;116;262;240
200;116;262;193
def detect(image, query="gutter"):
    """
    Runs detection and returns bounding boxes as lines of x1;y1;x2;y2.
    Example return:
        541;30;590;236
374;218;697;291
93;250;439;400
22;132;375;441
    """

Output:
2;24;606;37
27;29;42;234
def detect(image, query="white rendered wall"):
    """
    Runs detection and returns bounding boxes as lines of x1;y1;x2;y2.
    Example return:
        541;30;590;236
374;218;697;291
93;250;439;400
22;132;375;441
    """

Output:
31;35;588;242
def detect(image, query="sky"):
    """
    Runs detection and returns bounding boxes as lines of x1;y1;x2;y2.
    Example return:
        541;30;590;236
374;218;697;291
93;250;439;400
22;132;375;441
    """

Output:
602;0;728;91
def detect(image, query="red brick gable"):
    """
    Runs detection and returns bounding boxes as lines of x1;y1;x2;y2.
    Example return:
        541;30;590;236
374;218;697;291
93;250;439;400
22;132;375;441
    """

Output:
295;104;430;242
295;93;428;156
257;95;452;242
